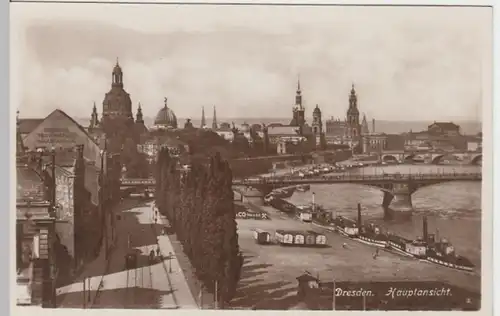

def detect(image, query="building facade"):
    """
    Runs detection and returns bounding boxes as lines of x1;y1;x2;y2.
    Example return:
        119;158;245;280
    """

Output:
16;159;58;307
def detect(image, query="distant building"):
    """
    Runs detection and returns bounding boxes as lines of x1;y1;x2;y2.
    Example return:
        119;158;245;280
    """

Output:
362;133;388;154
428;122;461;137
405;130;431;150
265;78;316;154
466;137;482;152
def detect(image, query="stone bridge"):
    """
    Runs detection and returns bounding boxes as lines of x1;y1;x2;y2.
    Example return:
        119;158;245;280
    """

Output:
121;171;482;217
378;150;482;165
235;172;482;216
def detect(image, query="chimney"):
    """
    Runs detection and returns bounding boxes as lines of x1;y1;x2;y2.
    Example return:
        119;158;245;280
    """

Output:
372;119;376;134
423;216;428;242
357;203;362;227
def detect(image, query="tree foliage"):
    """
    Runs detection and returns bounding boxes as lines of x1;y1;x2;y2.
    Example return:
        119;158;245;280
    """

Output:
155;148;243;307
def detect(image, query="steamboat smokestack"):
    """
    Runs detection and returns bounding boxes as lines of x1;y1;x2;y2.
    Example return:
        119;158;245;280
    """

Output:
357;203;362;227
423;215;428;242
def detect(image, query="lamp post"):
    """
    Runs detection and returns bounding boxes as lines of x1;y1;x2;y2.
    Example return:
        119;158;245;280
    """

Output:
168;252;173;273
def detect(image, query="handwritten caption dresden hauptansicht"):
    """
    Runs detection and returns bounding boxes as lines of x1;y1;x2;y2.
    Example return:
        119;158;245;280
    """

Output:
335;286;452;299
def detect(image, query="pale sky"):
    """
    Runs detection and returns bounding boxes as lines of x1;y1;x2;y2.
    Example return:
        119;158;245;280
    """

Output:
10;3;491;121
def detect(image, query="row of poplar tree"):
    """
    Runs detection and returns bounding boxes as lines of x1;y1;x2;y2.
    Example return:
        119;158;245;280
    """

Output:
155;148;243;307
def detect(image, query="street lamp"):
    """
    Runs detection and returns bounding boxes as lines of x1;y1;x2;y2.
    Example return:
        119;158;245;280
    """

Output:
168;251;173;273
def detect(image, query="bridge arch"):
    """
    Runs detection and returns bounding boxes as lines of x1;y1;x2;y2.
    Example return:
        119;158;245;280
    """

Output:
431;154;448;164
403;154;416;162
382;154;398;162
471;154;482;165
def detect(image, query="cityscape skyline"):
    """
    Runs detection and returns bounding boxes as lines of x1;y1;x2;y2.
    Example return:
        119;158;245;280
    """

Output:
11;4;490;122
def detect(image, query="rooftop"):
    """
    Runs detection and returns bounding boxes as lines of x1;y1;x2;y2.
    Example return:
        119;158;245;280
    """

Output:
18;118;43;135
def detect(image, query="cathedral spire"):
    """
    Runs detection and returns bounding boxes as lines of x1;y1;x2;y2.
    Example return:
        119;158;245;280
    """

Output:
212;105;218;130
201;106;206;128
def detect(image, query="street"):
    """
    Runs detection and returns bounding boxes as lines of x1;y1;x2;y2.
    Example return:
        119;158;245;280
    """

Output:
57;199;197;309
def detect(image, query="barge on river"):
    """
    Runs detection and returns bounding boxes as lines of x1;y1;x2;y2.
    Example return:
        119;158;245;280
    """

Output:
275;229;327;247
330;204;475;272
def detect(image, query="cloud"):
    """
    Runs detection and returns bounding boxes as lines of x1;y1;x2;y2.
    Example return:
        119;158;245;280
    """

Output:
11;5;490;123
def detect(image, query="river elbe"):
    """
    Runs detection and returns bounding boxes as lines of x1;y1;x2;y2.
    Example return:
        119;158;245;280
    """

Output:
285;164;482;268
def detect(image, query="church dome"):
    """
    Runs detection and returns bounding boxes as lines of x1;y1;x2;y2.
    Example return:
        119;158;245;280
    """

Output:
154;98;178;129
102;61;132;117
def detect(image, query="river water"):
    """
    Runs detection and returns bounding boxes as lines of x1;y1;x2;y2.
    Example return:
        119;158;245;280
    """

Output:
285;164;483;268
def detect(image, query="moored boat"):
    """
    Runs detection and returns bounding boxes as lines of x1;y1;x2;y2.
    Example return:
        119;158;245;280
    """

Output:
332;216;359;237
355;203;388;247
333;204;475;272
296;184;311;192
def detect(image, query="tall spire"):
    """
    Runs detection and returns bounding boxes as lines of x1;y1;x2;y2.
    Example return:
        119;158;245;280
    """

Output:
295;76;303;108
361;113;369;135
212;105;218;130
136;102;144;124
349;83;358;110
89;102;100;129
201;106;206;128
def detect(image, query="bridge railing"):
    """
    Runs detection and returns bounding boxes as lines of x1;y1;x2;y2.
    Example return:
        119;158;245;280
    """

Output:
236;172;482;185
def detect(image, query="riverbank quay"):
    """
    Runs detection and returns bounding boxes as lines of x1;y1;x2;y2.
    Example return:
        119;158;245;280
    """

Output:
234;197;480;310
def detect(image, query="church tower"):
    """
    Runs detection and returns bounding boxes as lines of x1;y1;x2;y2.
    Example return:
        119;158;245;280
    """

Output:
346;84;361;141
135;103;144;124
212;106;218;130
89;102;100;132
312;105;322;135
312;105;324;149
101;59;135;152
290;77;305;128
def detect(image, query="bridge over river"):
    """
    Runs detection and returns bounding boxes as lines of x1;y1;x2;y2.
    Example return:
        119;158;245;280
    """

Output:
121;170;481;217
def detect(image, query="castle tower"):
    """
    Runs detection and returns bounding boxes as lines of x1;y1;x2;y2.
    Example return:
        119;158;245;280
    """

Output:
212;106;218;130
201;106;206;128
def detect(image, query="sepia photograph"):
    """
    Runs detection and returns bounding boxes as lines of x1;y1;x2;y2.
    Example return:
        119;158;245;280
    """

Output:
10;1;492;312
